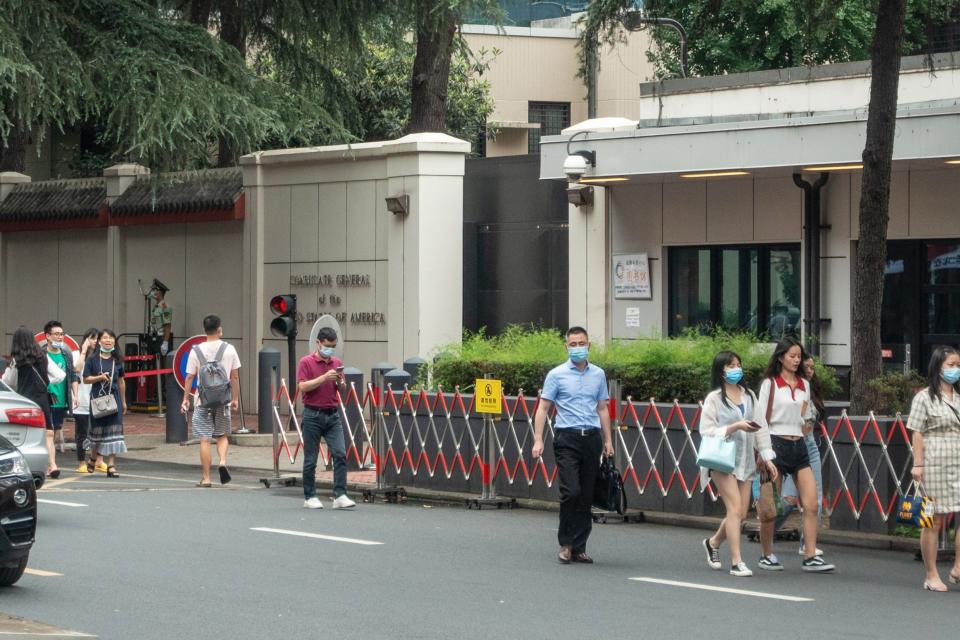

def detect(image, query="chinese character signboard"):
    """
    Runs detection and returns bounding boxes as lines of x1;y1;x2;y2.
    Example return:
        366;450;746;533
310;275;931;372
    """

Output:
613;253;652;299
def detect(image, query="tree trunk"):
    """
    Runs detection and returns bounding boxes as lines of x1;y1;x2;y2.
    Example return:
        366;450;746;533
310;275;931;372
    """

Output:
408;2;457;134
216;0;246;167
850;0;907;414
189;0;213;27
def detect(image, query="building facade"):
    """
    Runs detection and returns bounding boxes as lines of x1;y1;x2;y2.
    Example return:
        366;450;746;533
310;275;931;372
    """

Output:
541;53;960;374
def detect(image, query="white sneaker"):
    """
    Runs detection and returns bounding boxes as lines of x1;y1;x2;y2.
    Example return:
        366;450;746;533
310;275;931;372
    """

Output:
303;497;324;509
332;495;357;509
730;562;753;577
798;545;824;556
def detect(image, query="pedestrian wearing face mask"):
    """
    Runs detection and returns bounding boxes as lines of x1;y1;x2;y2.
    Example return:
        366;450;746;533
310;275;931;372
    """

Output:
296;328;356;510
82;329;127;477
907;345;960;592
532;326;614;565
698;351;778;578
42;320;79;477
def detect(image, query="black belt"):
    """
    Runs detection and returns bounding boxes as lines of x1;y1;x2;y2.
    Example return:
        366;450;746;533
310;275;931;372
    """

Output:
557;428;600;436
304;405;338;414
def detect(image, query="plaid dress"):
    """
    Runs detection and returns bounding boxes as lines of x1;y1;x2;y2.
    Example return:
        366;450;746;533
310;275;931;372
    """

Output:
906;388;960;514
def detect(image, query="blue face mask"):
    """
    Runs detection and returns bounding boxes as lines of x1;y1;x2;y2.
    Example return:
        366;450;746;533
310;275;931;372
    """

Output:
942;367;960;385
49;340;63;351
724;367;744;385
568;346;589;363
100;346;114;354
319;346;336;358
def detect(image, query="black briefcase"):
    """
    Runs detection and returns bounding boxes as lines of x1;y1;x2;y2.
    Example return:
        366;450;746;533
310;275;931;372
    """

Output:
592;457;626;514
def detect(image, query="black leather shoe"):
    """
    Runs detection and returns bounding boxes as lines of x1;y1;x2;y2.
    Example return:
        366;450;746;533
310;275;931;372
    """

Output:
572;552;594;564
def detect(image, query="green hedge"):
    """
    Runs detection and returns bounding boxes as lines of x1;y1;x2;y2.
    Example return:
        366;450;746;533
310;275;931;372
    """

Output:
429;326;840;403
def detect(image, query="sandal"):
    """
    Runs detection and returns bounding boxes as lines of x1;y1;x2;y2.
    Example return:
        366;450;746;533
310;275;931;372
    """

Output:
924;580;948;592
195;481;212;488
86;459;96;474
106;466;119;478
949;571;960;585
47;469;61;479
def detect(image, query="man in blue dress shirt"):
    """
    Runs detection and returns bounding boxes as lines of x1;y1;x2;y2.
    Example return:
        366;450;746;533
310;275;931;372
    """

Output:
532;326;614;564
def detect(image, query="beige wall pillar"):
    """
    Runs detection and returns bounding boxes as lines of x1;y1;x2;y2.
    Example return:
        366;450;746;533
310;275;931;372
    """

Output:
241;133;468;409
103;164;149;331
568;185;609;343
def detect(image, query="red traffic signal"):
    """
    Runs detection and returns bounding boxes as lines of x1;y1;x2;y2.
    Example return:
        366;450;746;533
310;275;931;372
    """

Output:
269;294;298;338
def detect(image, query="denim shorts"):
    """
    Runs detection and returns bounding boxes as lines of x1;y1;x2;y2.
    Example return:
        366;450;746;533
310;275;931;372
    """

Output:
771;435;811;477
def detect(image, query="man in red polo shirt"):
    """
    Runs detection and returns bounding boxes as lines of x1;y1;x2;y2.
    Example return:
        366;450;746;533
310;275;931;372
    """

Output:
296;327;356;510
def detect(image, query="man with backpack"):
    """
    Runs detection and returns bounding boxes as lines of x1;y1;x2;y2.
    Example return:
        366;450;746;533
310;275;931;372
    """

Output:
181;315;241;487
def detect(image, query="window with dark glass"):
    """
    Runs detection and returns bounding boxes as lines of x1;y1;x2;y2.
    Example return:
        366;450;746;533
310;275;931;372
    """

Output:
528;101;570;154
668;245;800;337
880;239;960;370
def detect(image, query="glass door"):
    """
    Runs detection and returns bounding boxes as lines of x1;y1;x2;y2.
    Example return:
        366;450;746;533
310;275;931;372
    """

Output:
922;241;960;367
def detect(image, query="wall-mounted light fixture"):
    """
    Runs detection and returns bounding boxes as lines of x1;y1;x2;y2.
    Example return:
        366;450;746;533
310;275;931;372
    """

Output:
944;159;960;165
801;164;862;172
679;170;749;179
566;186;594;207
385;194;409;216
579;176;629;184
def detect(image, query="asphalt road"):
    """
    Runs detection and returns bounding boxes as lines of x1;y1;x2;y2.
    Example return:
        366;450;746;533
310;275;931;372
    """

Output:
1;460;955;639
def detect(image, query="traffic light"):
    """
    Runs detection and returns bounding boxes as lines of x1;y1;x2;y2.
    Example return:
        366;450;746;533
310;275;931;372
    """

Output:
269;294;298;337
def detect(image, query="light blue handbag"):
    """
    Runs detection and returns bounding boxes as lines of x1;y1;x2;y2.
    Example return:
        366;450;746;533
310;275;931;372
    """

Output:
697;435;736;474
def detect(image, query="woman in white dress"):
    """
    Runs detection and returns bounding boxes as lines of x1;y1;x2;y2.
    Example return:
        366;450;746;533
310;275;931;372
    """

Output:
699;350;778;577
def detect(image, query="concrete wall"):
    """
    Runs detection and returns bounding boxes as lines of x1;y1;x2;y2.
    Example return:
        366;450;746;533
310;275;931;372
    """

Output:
463;25;654;157
240;133;469;396
1;221;246;385
603;165;960;368
638;54;960;123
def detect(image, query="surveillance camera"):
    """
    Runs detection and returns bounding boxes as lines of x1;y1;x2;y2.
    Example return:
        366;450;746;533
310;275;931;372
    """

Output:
563;154;589;181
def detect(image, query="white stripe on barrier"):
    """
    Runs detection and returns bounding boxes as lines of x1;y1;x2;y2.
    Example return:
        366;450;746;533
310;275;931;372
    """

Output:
250;527;384;546
629;577;814;602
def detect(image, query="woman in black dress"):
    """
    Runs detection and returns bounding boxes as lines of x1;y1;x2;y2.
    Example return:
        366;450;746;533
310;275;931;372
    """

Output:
2;327;59;478
82;329;127;477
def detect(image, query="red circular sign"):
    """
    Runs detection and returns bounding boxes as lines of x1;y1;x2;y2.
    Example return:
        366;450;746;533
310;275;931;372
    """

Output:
34;332;80;353
173;335;207;391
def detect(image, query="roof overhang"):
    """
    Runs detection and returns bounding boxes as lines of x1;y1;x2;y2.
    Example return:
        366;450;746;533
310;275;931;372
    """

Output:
540;104;960;182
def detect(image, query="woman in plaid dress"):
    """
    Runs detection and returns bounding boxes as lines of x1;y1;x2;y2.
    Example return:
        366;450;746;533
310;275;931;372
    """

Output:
907;345;960;592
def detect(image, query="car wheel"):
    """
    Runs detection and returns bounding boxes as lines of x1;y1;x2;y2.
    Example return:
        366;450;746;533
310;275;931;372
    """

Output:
33;475;44;490
0;556;28;587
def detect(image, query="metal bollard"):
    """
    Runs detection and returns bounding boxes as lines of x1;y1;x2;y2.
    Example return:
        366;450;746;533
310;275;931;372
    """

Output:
342;367;364;470
258;348;281;435
164;354;187;443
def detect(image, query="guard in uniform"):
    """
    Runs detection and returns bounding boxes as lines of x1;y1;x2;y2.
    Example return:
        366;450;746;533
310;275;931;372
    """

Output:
149;279;174;356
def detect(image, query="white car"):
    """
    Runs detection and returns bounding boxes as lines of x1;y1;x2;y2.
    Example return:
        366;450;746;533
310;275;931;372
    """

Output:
0;380;48;488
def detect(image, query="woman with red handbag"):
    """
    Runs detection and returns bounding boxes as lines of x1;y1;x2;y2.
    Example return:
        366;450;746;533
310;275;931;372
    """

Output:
907;345;960;592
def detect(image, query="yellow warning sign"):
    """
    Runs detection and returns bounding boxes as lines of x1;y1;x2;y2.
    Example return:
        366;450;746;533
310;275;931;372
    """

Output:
475;379;502;414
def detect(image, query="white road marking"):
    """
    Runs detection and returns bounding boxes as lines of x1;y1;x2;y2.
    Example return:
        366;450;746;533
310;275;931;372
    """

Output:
629;577;814;602
24;568;63;577
251;527;384;546
0;633;95;637
37;498;88;508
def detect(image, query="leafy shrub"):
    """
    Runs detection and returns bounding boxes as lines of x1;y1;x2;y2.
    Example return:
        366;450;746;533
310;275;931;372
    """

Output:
865;370;927;416
430;326;840;403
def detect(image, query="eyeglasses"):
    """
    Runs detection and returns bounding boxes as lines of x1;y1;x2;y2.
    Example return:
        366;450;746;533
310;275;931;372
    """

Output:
48;332;64;338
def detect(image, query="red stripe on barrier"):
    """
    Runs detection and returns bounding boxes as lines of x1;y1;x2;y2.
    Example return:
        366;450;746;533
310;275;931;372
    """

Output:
123;368;174;379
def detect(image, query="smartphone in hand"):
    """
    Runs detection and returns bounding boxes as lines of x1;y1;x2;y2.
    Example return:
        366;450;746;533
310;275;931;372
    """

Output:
746;421;762;431
336;366;345;382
